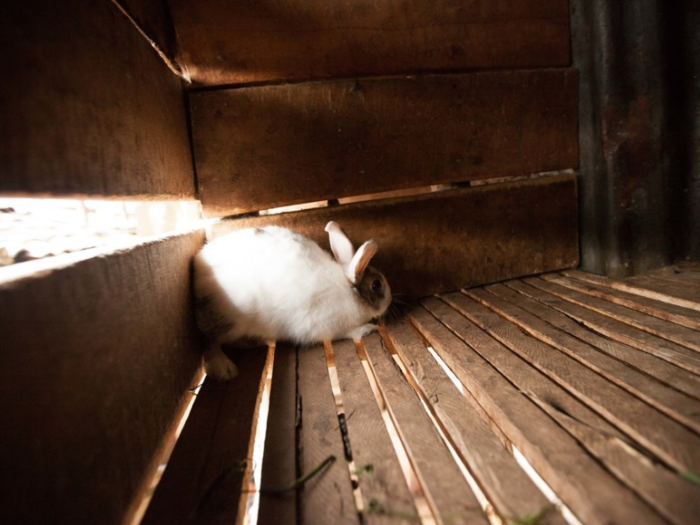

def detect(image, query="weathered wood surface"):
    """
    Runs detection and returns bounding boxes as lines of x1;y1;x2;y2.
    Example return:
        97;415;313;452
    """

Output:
541;273;700;352
330;339;418;523
192;70;578;216
211;175;579;297
446;292;700;474
296;344;358;525
411;301;667;525
169;0;570;86
503;280;700;400
478;283;700;432
258;344;298;525
0;0;194;199
383;321;566;525
142;347;270;525
0;230;205;525
116;0;179;68
522;278;700;375
361;334;488;524
561;270;700;330
140;268;700;525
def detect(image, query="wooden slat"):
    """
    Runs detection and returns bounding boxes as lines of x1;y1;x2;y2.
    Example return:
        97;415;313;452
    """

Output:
446;291;700;474
296;344;358;525
504;280;700;399
210;175;579;297
484;283;700;421
329;340;417;523
142;347;270;525
532;397;700;525
567;271;700;313
0;231;205;525
258;344;297;525
521;278;700;375
361;334;488;525
169;0;570;86
409;302;667;525
192;70;578;216
541;274;700;353
624;274;700;310
470;284;700;432
0;0;194;199
561;270;700;330
383;321;566;525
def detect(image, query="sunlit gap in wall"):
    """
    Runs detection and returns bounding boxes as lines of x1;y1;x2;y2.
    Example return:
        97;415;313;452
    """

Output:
0;197;203;268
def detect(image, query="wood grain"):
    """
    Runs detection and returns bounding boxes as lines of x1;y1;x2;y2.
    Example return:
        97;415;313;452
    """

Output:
168;0;570;85
383;321;566;525
0;0;194;199
142;347;269;525
481;283;700;430
192;70;578;216
0;231;205;525
533;398;700;525
409;302;667;525
568;272;700;313
258;344;297;525
561;270;700;330
116;0;179;67
297;344;358;525
447;291;700;474
503;280;700;399
210;175;579;297
330;339;417;523
361;334;488;525
522;278;700;375
623;274;700;312
541;274;700;353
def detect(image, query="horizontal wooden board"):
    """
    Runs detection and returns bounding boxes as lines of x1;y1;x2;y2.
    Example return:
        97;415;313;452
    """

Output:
193;69;578;216
209;175;578;297
0;0;194;199
0;230;205;525
168;0;570;85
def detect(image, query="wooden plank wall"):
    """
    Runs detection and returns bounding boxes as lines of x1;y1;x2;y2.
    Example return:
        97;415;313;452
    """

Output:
211;175;578;297
0;0;194;199
172;1;580;290
168;0;571;86
0;231;205;525
191;70;578;216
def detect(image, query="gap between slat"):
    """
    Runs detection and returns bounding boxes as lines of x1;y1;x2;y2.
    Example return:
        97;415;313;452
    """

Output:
351;339;438;524
393;321;580;525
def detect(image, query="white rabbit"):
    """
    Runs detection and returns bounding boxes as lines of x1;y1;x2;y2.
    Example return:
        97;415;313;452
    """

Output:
193;221;392;380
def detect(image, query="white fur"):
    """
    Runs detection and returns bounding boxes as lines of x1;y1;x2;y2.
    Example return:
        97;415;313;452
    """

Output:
194;225;391;379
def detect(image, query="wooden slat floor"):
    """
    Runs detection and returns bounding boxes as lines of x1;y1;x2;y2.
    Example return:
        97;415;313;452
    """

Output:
142;268;700;525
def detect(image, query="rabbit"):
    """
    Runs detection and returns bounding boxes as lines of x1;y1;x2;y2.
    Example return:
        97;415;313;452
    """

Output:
193;221;392;380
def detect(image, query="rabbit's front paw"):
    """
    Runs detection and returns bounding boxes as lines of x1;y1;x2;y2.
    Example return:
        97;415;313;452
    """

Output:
204;349;239;380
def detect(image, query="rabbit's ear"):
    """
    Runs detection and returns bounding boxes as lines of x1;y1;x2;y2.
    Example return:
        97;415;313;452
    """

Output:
349;240;378;284
325;221;355;266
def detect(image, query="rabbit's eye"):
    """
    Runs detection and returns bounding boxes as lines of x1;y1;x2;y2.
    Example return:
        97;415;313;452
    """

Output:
371;279;382;293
